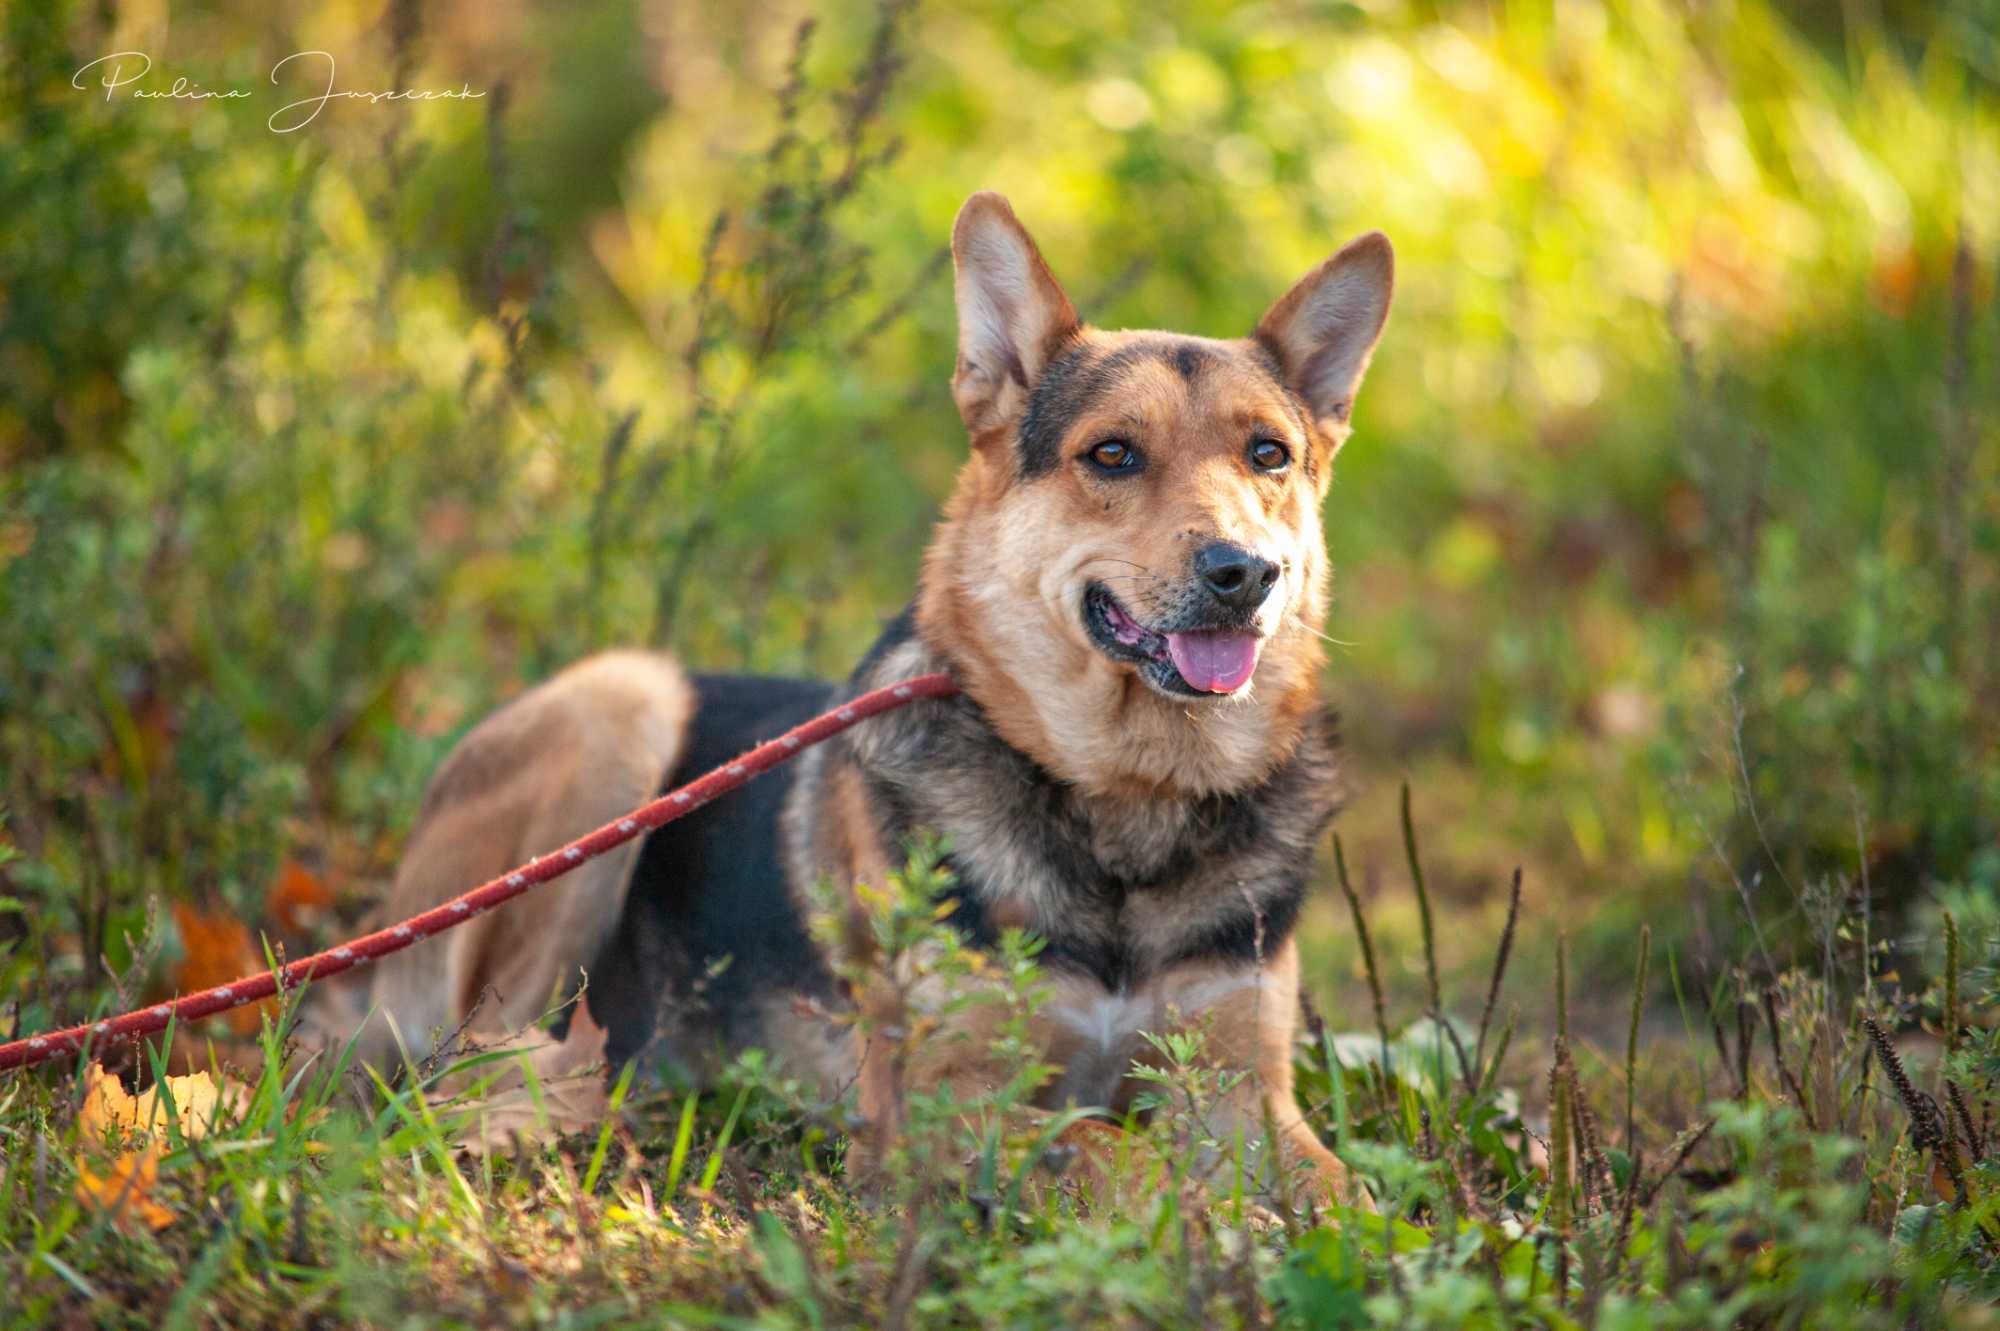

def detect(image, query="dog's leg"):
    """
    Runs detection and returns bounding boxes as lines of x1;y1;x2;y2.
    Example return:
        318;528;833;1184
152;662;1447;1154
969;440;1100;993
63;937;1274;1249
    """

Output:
1146;938;1368;1211
299;651;692;1073
843;958;1141;1203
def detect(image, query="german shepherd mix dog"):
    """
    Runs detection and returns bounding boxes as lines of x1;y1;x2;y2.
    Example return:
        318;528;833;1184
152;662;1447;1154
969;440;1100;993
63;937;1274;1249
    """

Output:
309;193;1393;1204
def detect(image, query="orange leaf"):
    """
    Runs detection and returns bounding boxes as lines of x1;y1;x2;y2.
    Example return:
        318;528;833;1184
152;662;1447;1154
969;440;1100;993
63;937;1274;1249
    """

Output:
172;901;272;1035
74;1066;249;1234
77;1064;149;1142
266;857;333;934
78;1065;246;1143
75;1148;174;1233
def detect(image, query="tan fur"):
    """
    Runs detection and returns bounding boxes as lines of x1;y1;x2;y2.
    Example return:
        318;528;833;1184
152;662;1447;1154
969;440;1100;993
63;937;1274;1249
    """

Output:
1140;938;1350;1199
300;651;693;1070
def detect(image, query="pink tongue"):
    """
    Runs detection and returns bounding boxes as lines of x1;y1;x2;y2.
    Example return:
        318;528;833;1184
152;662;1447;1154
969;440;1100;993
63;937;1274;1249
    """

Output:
1164;631;1262;693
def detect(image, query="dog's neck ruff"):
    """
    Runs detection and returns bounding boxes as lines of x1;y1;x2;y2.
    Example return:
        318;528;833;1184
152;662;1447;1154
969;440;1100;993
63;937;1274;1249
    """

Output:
822;608;1343;992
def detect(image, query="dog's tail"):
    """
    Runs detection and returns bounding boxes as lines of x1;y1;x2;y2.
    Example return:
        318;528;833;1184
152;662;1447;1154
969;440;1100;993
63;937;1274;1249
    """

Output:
296;650;695;1072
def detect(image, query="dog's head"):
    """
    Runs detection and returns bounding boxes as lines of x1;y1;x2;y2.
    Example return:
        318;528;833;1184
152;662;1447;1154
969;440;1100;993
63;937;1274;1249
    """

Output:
917;192;1392;794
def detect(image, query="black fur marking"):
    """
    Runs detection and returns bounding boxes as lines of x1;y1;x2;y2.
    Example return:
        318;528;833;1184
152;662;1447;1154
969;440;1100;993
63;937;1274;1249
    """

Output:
588;674;839;1073
1015;337;1216;478
1016;342;1121;478
935;860;1001;949
1172;342;1207;383
852;603;921;678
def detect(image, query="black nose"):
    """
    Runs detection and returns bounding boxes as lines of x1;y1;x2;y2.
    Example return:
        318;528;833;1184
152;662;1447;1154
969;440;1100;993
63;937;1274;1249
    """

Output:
1193;542;1279;611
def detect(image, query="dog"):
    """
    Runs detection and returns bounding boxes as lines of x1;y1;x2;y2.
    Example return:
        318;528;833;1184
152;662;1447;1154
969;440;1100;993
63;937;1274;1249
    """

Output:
306;192;1393;1205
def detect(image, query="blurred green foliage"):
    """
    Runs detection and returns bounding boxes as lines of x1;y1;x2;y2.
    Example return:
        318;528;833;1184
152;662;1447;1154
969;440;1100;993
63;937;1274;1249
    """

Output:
2;2;2000;1324
1;0;1996;1040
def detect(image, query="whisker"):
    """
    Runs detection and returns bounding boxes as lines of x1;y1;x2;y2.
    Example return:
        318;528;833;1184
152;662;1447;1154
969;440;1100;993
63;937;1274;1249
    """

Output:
1081;558;1168;585
1290;613;1356;650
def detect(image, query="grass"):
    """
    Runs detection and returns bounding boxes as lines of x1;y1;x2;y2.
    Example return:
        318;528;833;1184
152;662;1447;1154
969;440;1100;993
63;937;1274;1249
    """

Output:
2;0;1997;1324
2;827;1996;1329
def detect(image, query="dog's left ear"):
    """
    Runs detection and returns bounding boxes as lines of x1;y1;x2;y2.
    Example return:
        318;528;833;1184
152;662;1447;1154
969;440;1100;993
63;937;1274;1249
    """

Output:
1253;232;1394;440
950;192;1081;443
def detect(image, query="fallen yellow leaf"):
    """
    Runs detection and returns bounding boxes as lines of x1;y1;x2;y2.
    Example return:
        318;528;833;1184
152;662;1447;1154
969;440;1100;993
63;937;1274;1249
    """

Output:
454;1004;612;1154
75;1148;175;1232
78;1064;246;1143
74;1065;251;1233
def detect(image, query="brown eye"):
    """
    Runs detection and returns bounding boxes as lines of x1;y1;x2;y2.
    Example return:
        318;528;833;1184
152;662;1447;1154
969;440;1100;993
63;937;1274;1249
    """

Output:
1088;440;1140;471
1249;439;1291;472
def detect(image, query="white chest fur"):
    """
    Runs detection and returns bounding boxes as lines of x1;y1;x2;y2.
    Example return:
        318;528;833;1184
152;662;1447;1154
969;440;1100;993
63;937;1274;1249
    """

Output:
1042;971;1274;1110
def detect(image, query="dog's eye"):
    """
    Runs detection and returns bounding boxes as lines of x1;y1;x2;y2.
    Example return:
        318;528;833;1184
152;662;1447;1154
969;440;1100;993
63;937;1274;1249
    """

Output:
1088;440;1140;471
1249;439;1291;472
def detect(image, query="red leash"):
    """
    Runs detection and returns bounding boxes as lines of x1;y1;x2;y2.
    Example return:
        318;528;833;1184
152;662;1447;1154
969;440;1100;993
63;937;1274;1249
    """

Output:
0;671;960;1073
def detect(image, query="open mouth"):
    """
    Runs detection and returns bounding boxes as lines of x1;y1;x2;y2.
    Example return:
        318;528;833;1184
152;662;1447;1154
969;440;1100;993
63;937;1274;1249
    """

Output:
1082;583;1264;696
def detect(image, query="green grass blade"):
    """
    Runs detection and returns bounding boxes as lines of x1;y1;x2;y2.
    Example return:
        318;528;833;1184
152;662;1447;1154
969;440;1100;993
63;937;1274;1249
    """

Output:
583;1059;639;1195
697;1085;751;1195
663;1090;701;1200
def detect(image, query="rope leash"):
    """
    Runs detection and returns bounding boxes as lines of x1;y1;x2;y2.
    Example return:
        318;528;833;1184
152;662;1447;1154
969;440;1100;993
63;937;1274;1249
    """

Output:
0;671;961;1073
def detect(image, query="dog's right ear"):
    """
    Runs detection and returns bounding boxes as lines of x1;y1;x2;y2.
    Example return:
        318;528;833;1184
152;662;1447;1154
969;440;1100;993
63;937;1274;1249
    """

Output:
951;192;1080;443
